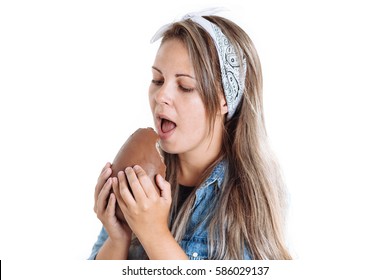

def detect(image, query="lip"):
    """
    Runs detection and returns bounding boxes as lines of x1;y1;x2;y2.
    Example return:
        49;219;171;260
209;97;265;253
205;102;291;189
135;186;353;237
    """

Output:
156;113;176;140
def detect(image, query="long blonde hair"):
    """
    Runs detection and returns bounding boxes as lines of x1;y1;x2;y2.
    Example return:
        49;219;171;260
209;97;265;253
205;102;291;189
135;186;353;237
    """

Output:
160;16;291;259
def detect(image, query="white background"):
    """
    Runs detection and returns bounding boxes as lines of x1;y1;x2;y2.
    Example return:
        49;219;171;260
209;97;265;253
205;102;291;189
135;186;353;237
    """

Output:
1;0;389;278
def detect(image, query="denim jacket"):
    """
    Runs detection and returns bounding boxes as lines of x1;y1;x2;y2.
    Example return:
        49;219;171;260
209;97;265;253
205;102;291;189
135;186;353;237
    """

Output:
88;160;251;260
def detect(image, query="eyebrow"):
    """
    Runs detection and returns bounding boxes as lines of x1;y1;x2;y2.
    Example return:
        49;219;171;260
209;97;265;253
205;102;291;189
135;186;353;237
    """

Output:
152;66;196;80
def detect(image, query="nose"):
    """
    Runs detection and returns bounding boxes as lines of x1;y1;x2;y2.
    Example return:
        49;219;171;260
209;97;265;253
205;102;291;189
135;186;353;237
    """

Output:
154;82;172;106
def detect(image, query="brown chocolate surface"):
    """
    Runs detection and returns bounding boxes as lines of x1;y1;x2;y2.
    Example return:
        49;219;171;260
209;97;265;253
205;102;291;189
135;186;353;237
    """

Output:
110;127;166;222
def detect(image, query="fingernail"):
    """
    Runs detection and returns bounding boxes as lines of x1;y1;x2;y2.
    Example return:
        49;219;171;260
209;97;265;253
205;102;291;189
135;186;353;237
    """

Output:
133;165;141;172
125;167;132;173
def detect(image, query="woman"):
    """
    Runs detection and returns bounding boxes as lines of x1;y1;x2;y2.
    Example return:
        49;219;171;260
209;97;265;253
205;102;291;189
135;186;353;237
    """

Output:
89;11;291;260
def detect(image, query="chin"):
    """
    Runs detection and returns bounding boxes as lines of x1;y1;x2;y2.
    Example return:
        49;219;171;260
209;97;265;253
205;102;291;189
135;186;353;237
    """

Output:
158;140;185;155
159;144;177;155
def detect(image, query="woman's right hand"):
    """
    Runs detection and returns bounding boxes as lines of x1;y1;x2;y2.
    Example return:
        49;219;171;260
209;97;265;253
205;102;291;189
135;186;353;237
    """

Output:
94;162;132;246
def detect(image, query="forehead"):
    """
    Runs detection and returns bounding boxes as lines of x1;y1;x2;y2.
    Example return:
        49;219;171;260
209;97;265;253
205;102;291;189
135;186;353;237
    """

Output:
153;39;194;74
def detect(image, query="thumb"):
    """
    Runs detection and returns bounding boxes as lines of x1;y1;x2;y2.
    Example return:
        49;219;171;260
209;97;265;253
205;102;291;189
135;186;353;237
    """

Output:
156;174;171;201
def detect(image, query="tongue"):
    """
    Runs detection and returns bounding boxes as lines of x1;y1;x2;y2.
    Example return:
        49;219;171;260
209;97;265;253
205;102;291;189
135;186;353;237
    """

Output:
161;119;176;133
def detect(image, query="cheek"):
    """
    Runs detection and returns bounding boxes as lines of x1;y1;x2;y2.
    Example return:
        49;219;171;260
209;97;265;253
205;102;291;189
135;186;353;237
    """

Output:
190;97;207;118
148;88;155;110
181;98;207;128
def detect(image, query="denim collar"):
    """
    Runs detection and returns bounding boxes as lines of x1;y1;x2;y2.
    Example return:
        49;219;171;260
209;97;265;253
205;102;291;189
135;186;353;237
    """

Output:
197;160;226;190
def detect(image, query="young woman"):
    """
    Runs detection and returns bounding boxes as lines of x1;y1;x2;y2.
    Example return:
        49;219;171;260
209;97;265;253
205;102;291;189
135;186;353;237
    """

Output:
89;10;291;260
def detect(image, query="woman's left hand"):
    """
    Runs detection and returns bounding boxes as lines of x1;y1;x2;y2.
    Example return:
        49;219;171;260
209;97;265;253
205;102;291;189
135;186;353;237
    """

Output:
112;165;172;242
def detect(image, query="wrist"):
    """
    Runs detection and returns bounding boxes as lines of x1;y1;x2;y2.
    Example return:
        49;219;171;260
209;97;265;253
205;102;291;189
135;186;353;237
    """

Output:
108;235;132;249
95;236;132;260
138;228;172;252
136;226;170;245
140;229;188;260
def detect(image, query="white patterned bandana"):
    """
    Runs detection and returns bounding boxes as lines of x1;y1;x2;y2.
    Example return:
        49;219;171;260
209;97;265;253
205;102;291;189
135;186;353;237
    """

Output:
150;8;247;120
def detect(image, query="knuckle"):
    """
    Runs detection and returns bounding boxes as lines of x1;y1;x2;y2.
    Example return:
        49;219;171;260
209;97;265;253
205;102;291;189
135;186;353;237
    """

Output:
132;209;139;216
119;173;128;186
119;180;128;191
140;203;149;211
128;178;138;187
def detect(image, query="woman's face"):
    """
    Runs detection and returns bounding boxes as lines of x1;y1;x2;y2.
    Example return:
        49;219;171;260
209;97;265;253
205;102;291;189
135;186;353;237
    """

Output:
149;39;219;155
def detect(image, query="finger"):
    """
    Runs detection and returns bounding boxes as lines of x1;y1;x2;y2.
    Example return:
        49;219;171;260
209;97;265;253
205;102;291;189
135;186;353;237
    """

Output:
98;162;112;182
100;162;111;174
132;165;158;198
96;177;112;215
125;167;146;202
94;163;112;202
112;175;126;209
106;192;116;217
156;174;172;202
117;171;136;207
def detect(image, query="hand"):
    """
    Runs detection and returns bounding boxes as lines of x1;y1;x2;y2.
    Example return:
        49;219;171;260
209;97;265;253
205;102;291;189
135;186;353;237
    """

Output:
113;165;172;243
94;162;132;246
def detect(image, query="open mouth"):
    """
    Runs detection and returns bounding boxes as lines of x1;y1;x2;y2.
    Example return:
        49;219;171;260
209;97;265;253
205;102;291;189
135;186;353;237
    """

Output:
161;118;176;134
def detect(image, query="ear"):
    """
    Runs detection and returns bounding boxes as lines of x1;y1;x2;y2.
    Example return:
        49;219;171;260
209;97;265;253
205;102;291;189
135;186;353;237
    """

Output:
219;94;228;115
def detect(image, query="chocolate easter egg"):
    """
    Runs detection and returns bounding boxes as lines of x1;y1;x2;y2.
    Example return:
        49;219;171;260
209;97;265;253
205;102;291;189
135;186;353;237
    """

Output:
111;127;166;222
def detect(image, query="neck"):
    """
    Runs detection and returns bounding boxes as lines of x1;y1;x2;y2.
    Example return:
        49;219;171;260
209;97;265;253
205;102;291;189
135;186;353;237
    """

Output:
178;150;220;187
178;121;223;186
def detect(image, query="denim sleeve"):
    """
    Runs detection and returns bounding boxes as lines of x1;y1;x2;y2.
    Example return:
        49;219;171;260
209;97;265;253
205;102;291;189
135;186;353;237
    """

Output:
244;246;253;260
87;226;108;260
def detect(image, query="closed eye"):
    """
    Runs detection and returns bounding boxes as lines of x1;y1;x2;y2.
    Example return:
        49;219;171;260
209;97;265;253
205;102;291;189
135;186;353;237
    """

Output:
151;79;164;86
179;85;194;93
